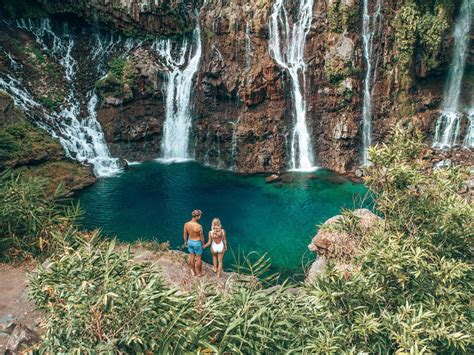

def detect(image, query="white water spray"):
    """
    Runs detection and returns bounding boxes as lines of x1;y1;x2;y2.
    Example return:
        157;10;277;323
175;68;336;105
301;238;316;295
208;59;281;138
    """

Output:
230;118;240;170
11;19;121;176
361;0;383;165
245;22;253;71
464;105;474;148
433;0;472;148
152;25;202;160
269;0;315;171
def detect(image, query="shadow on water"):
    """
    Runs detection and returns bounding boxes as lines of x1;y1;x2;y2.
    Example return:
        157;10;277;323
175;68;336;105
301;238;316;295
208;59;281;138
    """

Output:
76;161;370;281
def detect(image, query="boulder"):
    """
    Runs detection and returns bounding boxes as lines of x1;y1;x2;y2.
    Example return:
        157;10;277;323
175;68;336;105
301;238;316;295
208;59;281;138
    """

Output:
306;209;381;283
5;323;40;354
265;174;280;183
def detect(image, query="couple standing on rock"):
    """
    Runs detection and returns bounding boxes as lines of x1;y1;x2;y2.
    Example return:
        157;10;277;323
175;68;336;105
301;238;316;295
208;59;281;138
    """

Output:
183;210;227;277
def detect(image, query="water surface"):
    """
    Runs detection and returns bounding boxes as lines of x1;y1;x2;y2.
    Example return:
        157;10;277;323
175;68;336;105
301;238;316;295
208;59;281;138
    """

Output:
77;161;369;280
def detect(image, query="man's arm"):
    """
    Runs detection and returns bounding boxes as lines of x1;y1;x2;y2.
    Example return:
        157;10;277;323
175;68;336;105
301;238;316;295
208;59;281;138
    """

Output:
204;231;211;248
200;225;205;245
183;223;188;246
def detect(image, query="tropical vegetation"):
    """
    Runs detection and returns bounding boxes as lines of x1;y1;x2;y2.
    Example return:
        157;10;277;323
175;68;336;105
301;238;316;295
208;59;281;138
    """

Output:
1;127;472;352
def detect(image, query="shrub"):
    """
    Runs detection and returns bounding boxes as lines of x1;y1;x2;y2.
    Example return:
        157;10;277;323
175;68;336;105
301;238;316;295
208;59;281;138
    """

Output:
0;120;59;168
0;172;78;260
28;127;473;352
30;236;201;352
95;57;137;98
304;127;473;352
328;0;359;33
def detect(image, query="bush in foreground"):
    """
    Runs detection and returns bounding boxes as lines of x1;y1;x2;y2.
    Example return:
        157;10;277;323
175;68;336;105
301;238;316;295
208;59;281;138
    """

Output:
0;172;78;260
29;128;473;352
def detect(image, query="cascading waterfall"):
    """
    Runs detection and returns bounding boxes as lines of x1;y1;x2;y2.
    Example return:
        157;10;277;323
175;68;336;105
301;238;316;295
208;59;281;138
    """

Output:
152;25;202;161
245;22;253;71
0;74;58;135
216;128;222;168
361;0;383;165
433;0;472;148
5;19;121;177
269;0;315;171
230;118;240;170
464;106;474;148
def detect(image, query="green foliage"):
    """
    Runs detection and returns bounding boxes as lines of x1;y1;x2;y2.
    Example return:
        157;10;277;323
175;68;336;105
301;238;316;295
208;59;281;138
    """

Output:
325;55;360;84
0;172;79;260
30;236;200;353
394;2;420;74
27;127;473;352
0;120;59;168
40;96;60;111
108;57;127;78
327;0;360;33
417;8;449;71
95;57;137;98
0;122;32;162
393;0;453;84
28;45;46;64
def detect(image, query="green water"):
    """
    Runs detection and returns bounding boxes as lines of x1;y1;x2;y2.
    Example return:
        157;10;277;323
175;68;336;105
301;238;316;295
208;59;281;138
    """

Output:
77;161;369;280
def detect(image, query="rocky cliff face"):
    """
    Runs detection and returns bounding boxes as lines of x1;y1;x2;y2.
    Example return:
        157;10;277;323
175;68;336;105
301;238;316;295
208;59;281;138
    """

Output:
0;0;471;176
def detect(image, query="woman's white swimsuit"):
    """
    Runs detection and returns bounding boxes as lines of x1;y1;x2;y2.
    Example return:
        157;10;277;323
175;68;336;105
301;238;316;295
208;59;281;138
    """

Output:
211;240;224;253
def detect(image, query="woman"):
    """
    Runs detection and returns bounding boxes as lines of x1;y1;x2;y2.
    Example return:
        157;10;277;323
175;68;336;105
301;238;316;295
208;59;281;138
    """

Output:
204;218;227;277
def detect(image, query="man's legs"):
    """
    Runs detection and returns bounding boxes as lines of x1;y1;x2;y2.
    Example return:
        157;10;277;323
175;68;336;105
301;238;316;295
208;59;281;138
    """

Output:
189;253;196;276
196;254;204;276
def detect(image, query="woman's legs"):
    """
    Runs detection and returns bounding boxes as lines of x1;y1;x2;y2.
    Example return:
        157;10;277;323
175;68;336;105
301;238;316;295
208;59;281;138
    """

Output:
211;250;217;273
217;252;224;277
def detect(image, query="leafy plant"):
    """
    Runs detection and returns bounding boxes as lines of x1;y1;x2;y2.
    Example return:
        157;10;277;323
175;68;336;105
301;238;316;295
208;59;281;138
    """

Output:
30;236;202;353
0;172;79;260
27;126;473;352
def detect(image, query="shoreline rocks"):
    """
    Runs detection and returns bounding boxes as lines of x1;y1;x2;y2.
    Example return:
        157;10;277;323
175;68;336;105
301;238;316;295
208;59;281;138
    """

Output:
306;208;382;283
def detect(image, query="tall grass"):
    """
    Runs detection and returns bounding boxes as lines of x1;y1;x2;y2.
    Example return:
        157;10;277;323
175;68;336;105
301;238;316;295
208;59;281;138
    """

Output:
0;171;80;260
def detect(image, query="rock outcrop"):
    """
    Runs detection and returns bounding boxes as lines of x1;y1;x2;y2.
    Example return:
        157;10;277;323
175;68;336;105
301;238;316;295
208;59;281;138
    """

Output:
36;0;201;36
306;208;381;283
0;92;96;195
0;0;471;176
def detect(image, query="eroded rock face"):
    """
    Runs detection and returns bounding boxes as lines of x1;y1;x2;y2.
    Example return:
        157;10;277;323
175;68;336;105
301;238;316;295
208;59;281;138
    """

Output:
0;93;96;195
1;0;471;176
305;208;381;283
38;0;201;36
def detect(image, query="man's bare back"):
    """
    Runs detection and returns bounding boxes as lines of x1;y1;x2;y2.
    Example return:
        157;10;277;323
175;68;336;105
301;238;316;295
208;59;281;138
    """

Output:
184;210;205;277
184;221;204;241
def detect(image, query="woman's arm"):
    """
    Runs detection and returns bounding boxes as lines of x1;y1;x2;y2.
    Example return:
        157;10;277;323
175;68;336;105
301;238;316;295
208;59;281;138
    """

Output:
204;231;212;248
223;229;227;250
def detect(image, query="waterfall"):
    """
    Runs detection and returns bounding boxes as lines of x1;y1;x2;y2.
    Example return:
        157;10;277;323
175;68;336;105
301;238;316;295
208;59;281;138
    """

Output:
464;106;474;148
361;0;383;165
269;0;315;171
153;25;202;161
433;0;472;148
245;22;253;71
216;128;222;168
230;118;240;170
6;19;121;177
0;74;59;136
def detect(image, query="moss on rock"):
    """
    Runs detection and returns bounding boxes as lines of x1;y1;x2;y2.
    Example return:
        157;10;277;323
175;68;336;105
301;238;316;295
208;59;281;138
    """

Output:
0;91;96;195
95;57;137;100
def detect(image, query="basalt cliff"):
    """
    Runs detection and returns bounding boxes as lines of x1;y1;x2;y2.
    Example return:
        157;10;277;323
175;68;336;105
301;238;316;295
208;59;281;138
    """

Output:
0;0;472;180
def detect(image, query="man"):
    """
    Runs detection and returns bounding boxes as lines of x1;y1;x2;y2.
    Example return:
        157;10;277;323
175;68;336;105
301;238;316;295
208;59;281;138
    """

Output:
183;210;205;276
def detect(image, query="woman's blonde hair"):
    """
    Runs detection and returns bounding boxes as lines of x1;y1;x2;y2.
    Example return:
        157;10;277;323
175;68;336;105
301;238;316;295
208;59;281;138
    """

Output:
212;218;222;229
